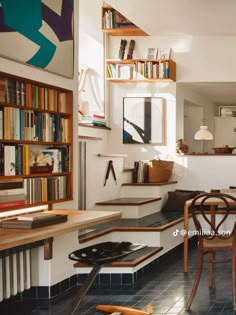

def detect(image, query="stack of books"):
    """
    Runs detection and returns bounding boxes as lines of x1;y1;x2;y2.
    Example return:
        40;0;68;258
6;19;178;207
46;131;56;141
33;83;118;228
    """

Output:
0;212;68;229
0;178;25;208
92;114;106;127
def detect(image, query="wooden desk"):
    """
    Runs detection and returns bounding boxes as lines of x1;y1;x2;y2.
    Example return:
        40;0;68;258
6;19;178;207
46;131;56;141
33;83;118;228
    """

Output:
0;210;121;252
183;197;236;272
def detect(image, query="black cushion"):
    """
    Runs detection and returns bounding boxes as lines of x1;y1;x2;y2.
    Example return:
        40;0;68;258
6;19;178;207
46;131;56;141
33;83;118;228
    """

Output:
161;190;199;212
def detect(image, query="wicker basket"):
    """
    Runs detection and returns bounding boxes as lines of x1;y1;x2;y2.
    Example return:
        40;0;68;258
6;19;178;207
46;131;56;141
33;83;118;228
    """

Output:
148;160;174;183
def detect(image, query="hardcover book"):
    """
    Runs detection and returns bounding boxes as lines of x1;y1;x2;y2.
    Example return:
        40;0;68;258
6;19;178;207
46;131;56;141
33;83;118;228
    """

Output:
1;214;68;229
17;212;57;221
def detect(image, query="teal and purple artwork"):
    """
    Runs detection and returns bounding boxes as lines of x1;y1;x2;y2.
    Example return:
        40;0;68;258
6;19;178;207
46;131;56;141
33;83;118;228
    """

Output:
0;0;74;78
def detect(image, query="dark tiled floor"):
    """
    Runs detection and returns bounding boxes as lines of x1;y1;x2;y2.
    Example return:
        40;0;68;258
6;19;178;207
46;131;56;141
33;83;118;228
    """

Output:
0;247;235;315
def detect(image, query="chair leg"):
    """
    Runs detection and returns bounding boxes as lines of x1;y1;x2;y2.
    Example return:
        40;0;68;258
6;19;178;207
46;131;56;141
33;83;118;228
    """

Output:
232;239;236;310
185;252;204;311
67;264;103;315
209;253;214;288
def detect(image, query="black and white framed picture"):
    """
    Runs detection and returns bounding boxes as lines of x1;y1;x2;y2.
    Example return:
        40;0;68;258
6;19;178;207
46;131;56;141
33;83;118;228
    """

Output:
123;97;166;144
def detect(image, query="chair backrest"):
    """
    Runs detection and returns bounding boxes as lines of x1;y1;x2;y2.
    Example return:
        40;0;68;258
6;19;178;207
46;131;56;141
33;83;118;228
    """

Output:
190;192;236;241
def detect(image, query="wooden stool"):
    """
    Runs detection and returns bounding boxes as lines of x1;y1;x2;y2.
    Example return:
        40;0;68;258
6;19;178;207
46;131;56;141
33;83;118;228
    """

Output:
67;241;147;315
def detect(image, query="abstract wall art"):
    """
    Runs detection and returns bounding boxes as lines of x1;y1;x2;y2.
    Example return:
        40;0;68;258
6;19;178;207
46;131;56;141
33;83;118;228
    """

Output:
0;0;74;78
123;97;166;144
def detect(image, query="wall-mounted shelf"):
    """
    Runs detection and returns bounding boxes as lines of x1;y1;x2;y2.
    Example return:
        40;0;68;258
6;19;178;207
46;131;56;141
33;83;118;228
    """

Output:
102;6;148;36
98;154;127;157
79;123;111;130
79;136;102;141
106;59;176;82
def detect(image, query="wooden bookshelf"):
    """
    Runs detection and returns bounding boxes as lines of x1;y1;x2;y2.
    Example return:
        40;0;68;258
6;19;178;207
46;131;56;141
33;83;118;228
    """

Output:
105;59;176;82
0;71;73;213
102;6;148;36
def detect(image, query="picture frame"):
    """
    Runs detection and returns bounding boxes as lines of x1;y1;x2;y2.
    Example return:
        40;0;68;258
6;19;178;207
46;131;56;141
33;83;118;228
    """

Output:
157;48;171;60
123;97;166;144
146;48;158;59
218;105;236;117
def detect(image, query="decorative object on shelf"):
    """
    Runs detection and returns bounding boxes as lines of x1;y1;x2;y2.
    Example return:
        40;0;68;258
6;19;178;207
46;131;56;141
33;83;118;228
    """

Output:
30;164;53;174
212;146;235;154
0;0;74;78
194;125;213;152
148;159;174;183
176;139;189;154
123;97;166;144
119;39;127;59
127;39;135;59
157;48;171;59
146;48;158;59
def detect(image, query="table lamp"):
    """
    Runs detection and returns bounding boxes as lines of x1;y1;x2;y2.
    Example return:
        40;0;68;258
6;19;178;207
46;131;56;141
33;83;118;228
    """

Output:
194;125;213;153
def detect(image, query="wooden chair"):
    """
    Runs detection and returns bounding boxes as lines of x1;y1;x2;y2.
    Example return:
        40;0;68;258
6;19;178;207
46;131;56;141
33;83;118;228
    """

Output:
67;241;149;315
185;192;236;311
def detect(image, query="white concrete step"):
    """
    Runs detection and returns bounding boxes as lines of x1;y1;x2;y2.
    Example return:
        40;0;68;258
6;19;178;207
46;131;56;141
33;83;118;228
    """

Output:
121;181;177;208
94;197;161;218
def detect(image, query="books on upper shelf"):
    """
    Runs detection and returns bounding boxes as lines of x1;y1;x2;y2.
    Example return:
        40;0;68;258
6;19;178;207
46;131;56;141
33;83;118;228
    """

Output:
17;212;57;221
92;114;107;127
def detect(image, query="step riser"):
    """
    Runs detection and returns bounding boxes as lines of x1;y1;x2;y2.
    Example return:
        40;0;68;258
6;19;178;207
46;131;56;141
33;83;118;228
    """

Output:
94;200;161;218
121;185;176;206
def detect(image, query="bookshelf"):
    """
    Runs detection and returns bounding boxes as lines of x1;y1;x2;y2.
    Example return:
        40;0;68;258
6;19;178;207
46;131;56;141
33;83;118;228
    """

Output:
0;71;73;213
105;59;176;82
102;6;148;36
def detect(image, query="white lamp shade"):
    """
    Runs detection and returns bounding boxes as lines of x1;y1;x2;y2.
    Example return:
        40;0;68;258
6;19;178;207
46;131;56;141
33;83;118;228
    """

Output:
194;126;213;140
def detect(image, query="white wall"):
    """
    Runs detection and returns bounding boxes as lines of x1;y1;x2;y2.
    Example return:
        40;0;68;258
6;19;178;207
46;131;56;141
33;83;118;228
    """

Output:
79;4;236;208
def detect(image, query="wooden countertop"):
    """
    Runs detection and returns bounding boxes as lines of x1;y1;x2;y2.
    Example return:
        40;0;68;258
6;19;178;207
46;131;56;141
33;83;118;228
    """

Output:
0;210;121;251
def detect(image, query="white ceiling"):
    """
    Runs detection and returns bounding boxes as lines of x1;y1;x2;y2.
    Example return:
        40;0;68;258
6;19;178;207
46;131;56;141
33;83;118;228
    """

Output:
106;0;236;105
106;0;236;36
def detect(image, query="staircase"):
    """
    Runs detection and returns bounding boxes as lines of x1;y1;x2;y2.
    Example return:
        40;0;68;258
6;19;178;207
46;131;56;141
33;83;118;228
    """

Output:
73;180;189;286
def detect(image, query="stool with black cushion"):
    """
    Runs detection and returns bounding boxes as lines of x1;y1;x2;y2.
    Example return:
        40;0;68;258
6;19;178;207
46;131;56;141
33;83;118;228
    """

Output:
67;241;147;315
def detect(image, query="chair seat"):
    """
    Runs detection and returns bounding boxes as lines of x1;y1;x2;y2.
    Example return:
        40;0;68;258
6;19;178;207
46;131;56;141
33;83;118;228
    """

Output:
203;236;232;250
68;241;147;265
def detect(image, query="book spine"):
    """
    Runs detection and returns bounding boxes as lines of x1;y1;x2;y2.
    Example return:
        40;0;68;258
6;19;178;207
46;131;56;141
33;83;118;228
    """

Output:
0;200;25;208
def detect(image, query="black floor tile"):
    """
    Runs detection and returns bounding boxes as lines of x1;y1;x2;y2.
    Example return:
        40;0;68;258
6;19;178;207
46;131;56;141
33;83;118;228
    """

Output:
0;246;236;315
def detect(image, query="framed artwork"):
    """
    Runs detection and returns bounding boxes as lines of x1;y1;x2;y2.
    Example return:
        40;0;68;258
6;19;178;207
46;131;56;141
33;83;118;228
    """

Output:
218;105;236;117
0;0;74;78
123;97;166;144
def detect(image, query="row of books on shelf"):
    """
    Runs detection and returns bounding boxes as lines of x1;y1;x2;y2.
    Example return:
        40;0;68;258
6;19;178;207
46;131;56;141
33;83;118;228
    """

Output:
0;107;70;142
0;77;68;113
106;61;170;80
0;144;70;176
24;175;68;204
103;9;134;29
132;160;150;183
0;176;68;209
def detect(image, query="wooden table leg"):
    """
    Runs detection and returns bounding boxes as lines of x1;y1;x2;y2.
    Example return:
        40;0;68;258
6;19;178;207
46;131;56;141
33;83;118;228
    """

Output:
184;202;189;272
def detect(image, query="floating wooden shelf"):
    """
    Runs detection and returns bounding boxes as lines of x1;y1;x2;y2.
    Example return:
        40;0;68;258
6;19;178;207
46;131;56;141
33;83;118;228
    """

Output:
98;153;127;158
102;6;148;36
79;135;102;141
